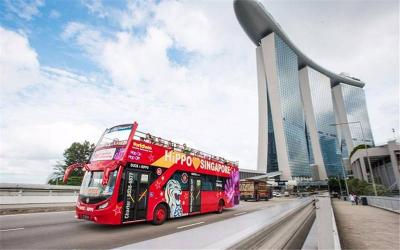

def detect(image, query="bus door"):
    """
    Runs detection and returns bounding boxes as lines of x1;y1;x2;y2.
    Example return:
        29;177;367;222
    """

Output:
190;176;201;213
122;169;150;222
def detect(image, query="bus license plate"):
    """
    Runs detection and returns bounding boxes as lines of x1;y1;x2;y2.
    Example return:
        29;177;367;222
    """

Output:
82;215;90;220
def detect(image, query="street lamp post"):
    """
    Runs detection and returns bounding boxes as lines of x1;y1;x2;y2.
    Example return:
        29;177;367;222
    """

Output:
337;174;343;196
340;158;350;197
330;121;378;196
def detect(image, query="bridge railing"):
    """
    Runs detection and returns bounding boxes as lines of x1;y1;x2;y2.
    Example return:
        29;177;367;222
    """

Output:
363;196;400;213
0;183;79;204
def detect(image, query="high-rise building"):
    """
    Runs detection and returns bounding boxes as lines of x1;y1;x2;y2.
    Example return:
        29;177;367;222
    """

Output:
332;84;375;156
234;0;375;181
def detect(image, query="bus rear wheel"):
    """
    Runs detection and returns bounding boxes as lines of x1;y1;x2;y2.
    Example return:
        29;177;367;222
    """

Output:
152;204;167;225
216;200;224;214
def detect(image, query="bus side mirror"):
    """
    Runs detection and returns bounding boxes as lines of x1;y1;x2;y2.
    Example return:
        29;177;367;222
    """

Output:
102;167;112;186
63;163;86;183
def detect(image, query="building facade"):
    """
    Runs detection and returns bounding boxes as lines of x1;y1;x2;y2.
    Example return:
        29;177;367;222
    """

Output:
350;140;400;190
234;0;375;181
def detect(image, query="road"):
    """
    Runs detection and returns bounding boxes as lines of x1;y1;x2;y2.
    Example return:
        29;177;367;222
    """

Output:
0;198;294;249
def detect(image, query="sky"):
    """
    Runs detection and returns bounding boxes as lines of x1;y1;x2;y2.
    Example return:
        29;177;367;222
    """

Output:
0;0;398;184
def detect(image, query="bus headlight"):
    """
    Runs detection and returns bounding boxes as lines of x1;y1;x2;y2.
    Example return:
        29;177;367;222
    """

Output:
98;202;109;210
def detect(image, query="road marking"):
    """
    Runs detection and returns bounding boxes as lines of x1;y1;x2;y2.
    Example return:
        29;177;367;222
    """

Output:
234;212;247;216
0;227;24;232
177;221;205;229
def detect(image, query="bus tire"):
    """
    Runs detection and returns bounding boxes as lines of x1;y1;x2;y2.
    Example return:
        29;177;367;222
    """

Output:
152;204;168;225
216;200;224;214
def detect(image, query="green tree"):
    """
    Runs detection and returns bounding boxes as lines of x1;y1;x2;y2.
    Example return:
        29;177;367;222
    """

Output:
328;177;346;194
347;178;388;196
48;141;95;186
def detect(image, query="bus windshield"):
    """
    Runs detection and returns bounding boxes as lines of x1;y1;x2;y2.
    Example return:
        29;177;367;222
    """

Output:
97;125;132;148
79;170;118;204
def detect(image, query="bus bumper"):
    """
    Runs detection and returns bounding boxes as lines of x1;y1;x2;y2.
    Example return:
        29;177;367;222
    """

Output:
76;201;123;225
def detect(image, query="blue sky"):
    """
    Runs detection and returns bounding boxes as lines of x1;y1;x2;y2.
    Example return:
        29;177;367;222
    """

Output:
0;0;398;184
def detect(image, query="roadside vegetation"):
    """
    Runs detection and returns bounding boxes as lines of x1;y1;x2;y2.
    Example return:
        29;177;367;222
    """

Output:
48;141;95;185
328;177;389;196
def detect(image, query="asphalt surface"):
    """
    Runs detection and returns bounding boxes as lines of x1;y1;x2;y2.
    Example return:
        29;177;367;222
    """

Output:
0;198;294;249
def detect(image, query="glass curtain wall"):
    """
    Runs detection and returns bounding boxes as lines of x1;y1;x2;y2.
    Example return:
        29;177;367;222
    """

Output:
307;68;343;177
341;84;375;147
274;35;311;177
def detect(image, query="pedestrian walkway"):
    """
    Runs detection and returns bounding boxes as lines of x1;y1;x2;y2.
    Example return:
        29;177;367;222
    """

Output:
332;199;400;249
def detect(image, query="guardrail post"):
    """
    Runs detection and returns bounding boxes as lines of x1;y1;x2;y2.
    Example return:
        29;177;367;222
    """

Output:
18;189;23;196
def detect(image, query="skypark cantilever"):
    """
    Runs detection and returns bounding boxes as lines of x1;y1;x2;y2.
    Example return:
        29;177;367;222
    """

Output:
233;0;365;88
233;0;374;182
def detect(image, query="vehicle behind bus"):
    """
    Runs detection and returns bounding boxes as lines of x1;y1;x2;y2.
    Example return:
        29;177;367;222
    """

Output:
239;179;270;201
64;122;240;225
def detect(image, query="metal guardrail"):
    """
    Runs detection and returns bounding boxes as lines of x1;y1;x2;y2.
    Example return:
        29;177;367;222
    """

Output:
364;196;400;213
0;183;79;205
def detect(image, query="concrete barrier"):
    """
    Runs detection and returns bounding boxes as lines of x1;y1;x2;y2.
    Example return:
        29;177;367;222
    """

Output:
301;194;341;250
231;198;315;249
0;183;79;205
364;196;400;213
116;198;314;250
316;195;341;250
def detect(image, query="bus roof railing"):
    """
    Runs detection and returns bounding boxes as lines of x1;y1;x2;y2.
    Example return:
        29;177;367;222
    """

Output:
134;130;238;167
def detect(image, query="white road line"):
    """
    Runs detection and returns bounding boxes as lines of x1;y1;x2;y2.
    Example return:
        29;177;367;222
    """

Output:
0;227;24;232
234;212;247;216
176;221;205;229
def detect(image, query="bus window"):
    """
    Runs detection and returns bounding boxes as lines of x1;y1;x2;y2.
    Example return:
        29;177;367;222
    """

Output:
202;176;212;191
79;170;118;204
202;175;216;191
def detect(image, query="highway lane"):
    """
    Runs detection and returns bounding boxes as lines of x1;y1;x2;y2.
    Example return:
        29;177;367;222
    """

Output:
0;198;295;249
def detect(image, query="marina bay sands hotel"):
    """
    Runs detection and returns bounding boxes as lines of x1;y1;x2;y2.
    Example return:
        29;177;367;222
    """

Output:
234;0;374;181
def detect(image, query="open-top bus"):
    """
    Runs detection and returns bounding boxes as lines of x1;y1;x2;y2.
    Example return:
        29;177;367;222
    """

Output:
63;122;240;225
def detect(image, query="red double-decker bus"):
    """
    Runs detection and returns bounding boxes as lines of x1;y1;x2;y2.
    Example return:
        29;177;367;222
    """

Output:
64;122;240;225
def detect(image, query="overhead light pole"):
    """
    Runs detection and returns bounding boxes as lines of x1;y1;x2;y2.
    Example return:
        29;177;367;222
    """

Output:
330;121;377;196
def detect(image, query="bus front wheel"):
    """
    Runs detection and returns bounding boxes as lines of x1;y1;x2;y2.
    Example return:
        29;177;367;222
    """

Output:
152;204;167;225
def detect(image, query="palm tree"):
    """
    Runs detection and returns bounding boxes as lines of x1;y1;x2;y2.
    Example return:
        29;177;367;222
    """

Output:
48;163;65;185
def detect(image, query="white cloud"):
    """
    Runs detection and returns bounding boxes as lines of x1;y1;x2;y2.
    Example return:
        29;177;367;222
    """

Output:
118;0;156;31
0;27;40;96
82;0;108;18
4;0;45;21
49;10;61;19
154;1;222;55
